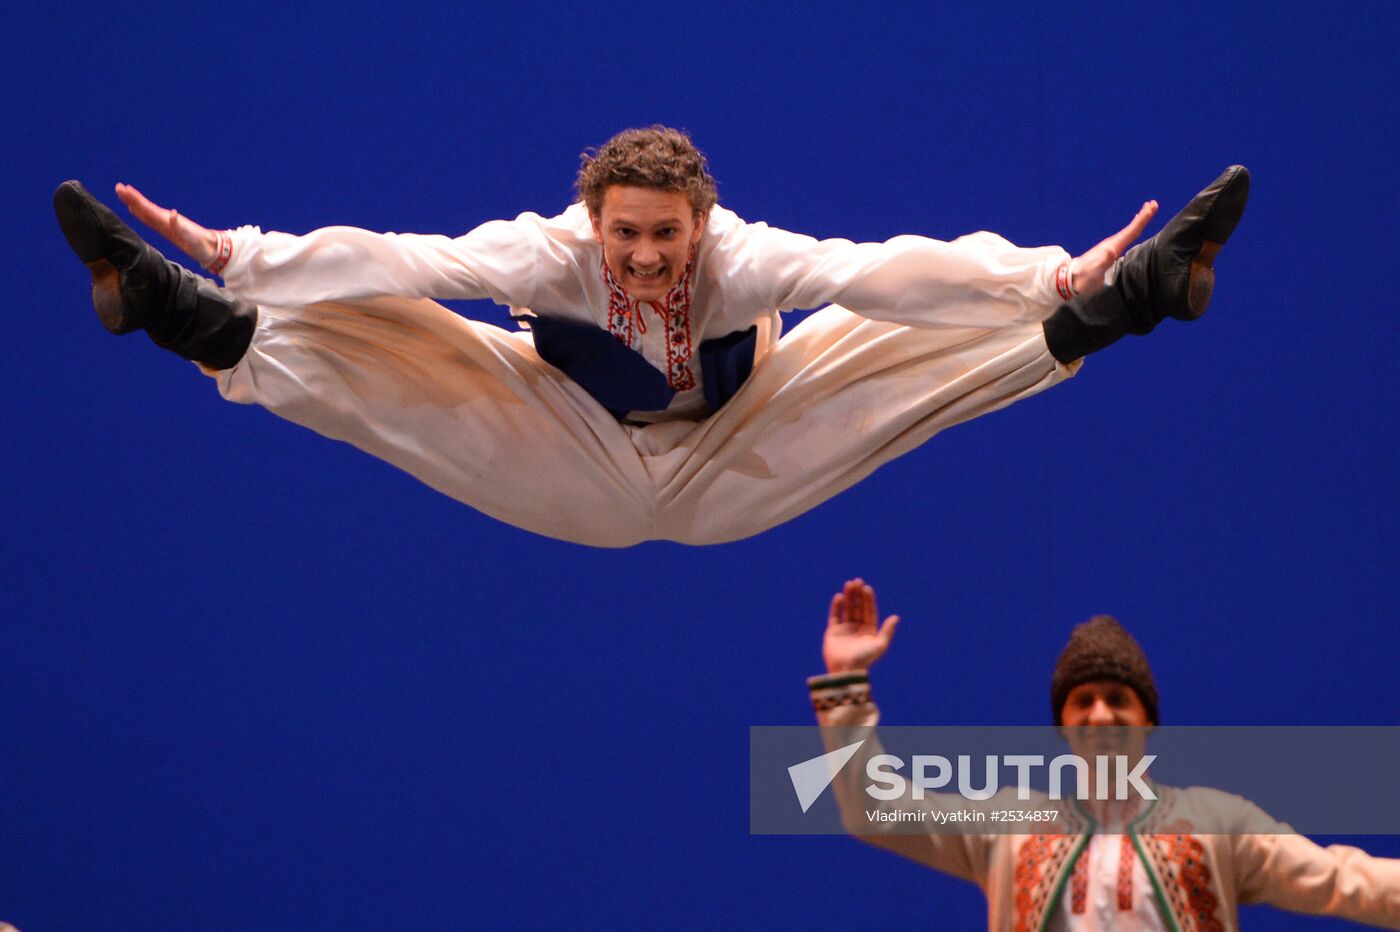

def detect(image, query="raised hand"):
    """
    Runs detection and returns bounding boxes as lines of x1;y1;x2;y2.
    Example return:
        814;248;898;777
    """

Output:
823;578;900;675
1071;200;1159;296
114;183;219;267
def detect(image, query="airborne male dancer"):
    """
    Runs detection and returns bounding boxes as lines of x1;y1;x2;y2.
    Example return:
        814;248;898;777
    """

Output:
55;127;1249;547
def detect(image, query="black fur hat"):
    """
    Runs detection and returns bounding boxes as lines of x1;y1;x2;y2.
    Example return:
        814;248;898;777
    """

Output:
1051;615;1159;725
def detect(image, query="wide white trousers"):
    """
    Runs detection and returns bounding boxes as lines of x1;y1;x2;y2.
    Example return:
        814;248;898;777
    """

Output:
215;298;1075;547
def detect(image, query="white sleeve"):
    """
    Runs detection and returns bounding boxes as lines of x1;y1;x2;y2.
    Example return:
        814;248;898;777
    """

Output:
219;213;558;308
1232;801;1400;924
811;675;994;887
721;219;1071;328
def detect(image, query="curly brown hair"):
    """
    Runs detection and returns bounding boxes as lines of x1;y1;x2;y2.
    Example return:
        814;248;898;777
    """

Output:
576;126;718;218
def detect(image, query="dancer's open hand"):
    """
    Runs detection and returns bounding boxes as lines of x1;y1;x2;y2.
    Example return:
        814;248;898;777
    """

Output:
115;183;219;267
823;578;900;675
1071;200;1159;296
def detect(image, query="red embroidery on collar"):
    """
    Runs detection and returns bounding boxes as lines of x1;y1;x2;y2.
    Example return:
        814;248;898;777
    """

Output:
601;253;697;391
1070;842;1089;914
1013;835;1054;932
1117;833;1135;911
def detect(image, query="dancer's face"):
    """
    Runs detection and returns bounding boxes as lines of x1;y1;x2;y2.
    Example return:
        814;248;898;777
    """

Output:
1060;680;1152;763
591;186;706;302
1061;680;1152;728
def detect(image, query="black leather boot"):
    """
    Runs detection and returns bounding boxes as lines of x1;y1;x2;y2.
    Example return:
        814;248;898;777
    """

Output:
54;180;256;370
1043;165;1251;364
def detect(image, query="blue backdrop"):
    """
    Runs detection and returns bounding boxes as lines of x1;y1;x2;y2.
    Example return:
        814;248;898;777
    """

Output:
4;2;1397;929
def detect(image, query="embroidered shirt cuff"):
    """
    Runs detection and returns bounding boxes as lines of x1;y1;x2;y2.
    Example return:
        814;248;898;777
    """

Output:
808;670;872;711
205;230;234;277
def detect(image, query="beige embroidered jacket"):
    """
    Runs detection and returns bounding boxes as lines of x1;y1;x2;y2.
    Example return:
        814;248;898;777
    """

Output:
812;678;1400;931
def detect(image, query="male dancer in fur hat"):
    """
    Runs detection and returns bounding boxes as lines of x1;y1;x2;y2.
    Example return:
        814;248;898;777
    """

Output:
809;579;1400;929
54;127;1248;547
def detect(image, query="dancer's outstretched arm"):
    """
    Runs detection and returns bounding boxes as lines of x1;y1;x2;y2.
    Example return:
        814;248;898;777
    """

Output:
112;183;553;309
724;199;1158;329
811;580;990;884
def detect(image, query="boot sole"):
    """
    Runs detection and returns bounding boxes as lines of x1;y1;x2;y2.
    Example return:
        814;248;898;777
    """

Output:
85;257;136;334
1185;240;1223;319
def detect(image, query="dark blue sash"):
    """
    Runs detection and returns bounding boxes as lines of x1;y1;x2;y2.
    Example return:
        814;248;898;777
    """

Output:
527;316;757;420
